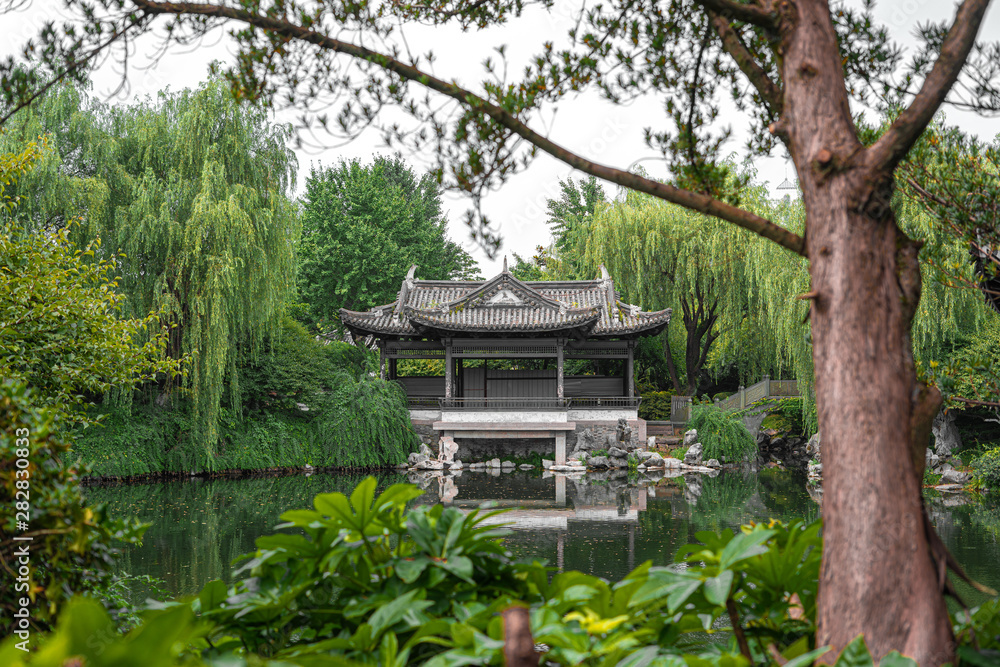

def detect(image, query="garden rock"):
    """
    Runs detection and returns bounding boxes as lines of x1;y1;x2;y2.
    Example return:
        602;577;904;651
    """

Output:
487;458;502;468
439;437;459;463
519;464;535;470
805;432;821;461
684;443;703;466
608;446;628;458
588;456;610;468
939;469;970;485
647;452;664;467
501;461;516;470
542;459;553;469
663;457;683;468
932;409;962;457
683;429;698;447
616;417;633;448
611;456;628;469
637;450;655;461
418;443;435;459
706;458;721;468
408;452;428;467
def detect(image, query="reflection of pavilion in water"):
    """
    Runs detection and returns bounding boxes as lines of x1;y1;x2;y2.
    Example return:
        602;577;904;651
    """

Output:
419;472;673;571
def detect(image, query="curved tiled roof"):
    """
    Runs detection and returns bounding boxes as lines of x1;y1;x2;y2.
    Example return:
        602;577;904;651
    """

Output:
339;265;671;339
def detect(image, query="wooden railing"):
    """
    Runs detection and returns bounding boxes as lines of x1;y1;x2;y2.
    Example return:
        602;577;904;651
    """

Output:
714;375;799;412
411;396;643;410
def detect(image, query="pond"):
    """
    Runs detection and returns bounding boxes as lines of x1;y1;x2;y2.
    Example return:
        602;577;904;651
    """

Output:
85;468;1000;608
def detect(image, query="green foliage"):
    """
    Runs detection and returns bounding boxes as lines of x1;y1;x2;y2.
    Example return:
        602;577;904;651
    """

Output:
639;390;675;421
297;155;478;329
509;247;548;281
0;80;301;454
971;447;1000;494
0;220;181;426
689;405;757;463
0;381;147;631
167;477;531;663
7;477;834;666
0;597;210;666
545;176;607;281
74;318;415;474
756;398;806;437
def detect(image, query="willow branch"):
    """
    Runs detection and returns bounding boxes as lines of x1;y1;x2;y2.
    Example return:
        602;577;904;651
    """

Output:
130;0;806;256
867;0;992;173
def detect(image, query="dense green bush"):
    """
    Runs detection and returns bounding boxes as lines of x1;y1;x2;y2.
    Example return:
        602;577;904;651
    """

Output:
639;390;674;420
689;404;758;462
74;317;417;475
0;381;147;631
757;397;806;437
971;446;1000;493
2;477;827;665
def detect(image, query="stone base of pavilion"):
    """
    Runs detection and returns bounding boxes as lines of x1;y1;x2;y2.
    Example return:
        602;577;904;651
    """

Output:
409;406;646;466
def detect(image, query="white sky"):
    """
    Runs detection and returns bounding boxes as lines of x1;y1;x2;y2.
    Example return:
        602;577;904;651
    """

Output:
3;1;999;277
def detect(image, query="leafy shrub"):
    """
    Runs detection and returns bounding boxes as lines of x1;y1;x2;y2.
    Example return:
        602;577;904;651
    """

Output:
689;404;758;462
74;317;416;475
638;390;674;420
971;446;1000;493
5;477;832;666
0;381;147;631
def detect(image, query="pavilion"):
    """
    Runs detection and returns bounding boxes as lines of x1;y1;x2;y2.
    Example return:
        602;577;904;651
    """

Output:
340;261;671;464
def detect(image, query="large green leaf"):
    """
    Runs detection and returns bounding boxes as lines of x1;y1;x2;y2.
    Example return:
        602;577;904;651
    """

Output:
703;570;734;607
834;636;875;667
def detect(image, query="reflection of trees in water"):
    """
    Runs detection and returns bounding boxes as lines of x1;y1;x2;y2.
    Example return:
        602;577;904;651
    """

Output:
85;472;405;598
688;472;761;533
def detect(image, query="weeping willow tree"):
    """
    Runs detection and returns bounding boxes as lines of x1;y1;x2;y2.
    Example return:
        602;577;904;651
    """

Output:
0;80;300;464
585;176;808;397
585;174;990;431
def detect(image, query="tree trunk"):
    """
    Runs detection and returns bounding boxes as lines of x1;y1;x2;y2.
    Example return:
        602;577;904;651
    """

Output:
782;2;953;663
806;179;951;665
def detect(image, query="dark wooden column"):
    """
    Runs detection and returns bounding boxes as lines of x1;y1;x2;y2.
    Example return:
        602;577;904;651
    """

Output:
444;339;453;399
627;340;635;398
456;357;463;398
557;338;565;399
388;357;397;381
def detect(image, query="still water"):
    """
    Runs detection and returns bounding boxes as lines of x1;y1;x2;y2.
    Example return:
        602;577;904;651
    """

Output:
85;469;1000;607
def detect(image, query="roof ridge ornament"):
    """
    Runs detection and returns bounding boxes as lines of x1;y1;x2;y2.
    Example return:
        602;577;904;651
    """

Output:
502;256;508;273
406;264;418;281
599;265;611;281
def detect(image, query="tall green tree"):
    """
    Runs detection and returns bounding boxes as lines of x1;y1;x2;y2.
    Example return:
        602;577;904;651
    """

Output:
0;80;301;460
1;142;180;629
297;155;479;328
545;176;607;280
8;0;1000;660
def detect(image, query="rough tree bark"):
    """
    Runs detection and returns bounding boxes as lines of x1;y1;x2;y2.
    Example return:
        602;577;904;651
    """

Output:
778;1;979;662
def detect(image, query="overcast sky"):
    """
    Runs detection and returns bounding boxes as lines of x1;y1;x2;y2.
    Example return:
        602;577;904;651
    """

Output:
4;1;999;277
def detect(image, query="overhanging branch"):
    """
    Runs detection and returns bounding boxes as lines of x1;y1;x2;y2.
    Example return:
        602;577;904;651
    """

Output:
693;0;778;28
128;0;807;256
708;10;783;116
867;0;992;173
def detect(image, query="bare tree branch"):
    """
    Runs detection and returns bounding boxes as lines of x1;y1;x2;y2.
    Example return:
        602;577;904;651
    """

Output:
693;0;778;29
708;10;783;115
128;0;807;256
867;0;992;173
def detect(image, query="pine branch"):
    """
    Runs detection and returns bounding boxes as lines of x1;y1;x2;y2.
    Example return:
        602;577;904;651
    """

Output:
867;0;992;173
708;10;783;115
127;0;807;257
